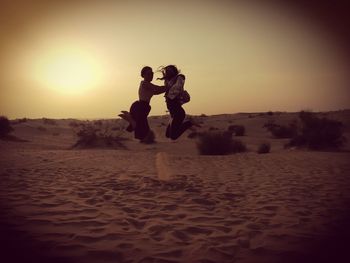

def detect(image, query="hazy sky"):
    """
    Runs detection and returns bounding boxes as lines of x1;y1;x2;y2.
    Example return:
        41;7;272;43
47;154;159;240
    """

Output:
1;0;349;118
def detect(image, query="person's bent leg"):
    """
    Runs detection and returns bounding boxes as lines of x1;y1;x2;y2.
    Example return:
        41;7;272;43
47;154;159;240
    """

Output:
170;106;186;140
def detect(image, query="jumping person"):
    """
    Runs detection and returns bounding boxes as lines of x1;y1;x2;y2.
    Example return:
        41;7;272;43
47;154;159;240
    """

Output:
119;66;166;140
159;65;193;140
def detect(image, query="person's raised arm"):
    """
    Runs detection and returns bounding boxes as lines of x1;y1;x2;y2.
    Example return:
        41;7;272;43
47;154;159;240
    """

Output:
143;82;166;95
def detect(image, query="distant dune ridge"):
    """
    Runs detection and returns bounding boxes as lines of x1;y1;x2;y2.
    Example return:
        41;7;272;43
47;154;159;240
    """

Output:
1;111;350;262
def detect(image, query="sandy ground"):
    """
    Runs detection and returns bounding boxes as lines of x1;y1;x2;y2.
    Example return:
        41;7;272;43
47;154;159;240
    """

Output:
1;112;350;263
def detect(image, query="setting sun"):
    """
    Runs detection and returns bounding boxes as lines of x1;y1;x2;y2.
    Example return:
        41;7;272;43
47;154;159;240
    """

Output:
33;46;102;94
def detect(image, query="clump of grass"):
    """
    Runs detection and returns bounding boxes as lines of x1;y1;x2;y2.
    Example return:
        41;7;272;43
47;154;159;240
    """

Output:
257;142;271;154
287;111;346;150
263;120;297;138
0;116;27;142
231;139;247;153
228;125;245;136
140;130;156;144
196;132;246;155
73;121;128;149
0;116;13;137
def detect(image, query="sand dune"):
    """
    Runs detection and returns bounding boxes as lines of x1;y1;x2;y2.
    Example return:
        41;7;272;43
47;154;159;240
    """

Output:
1;112;350;262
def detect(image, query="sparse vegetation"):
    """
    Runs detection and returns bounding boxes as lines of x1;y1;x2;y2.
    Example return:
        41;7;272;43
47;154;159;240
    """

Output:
287;111;346;150
228;125;245;136
263;121;297;138
0;116;14;137
257;143;271;154
196;132;246;155
0;116;27;142
231;139;247;153
73;121;128;149
209;126;219;131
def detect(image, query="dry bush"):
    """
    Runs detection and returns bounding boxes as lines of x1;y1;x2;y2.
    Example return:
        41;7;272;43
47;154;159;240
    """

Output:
73;121;128;149
257;142;271;154
263;120;297;138
228;125;245;136
287;111;346;150
231;139;247;153
196;132;246;155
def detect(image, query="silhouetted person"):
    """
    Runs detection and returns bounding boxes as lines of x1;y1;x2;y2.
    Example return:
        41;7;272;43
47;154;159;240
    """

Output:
119;66;166;140
159;65;193;140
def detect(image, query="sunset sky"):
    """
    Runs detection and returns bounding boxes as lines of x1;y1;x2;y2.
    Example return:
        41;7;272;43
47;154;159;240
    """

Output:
1;0;349;119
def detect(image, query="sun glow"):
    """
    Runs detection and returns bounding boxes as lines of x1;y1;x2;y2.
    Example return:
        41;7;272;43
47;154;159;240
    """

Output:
33;46;103;94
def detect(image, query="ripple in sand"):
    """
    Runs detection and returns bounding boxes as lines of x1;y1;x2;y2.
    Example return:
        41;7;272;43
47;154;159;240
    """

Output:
171;230;190;242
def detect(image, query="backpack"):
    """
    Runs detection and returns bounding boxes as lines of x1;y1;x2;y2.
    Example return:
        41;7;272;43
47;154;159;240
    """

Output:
178;90;191;105
174;74;190;105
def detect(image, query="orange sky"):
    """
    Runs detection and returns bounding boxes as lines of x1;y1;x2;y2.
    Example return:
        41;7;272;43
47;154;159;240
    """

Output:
1;0;349;119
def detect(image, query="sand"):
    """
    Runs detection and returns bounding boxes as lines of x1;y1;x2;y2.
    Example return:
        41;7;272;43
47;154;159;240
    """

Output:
1;112;350;263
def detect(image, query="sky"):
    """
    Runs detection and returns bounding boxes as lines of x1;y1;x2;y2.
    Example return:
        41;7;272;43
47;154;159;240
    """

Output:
0;0;349;119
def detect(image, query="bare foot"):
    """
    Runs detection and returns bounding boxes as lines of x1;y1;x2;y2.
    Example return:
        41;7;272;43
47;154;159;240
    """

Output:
118;112;136;129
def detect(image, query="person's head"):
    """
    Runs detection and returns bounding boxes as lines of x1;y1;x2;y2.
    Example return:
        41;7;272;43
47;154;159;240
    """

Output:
159;65;179;81
141;66;154;81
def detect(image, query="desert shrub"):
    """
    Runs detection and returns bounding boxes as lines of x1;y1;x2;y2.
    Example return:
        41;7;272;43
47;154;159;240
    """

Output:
257;143;271;154
200;114;208;117
43;118;57;125
0;116;13;137
231;139;247;153
263;120;297;138
140;130;156;144
288;111;345;150
267;111;274;116
197;132;232;155
73;122;127;149
228;125;245;136
196;132;246;155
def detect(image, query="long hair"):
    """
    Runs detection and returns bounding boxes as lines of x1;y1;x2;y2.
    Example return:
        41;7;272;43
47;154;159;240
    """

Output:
157;65;180;81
